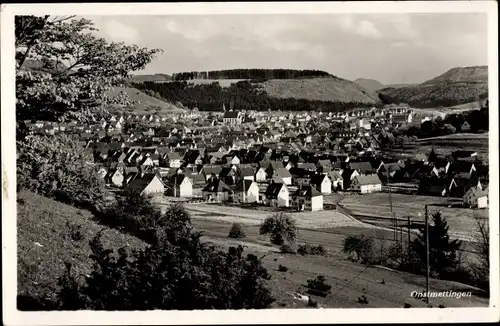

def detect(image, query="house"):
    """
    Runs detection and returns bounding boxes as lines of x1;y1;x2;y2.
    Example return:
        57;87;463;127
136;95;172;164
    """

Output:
419;177;457;197
272;168;292;185
238;166;256;181
202;178;231;202
460;121;471;132
105;168;124;187
232;180;260;203
167;174;193;197
291;186;324;211
165;152;182;168
255;166;267;182
328;171;344;191
264;182;290;207
310;174;332;194
463;187;488;208
127;173;165;196
350;174;382;194
223;111;243;125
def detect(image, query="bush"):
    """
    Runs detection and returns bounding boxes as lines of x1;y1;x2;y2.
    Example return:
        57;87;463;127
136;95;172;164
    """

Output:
228;223;246;239
278;265;288;272
259;213;297;246
29;204;275;310
297;243;327;256
342;235;374;264
306;275;332;297
279;244;296;254
65;221;85;242
17;134;108;212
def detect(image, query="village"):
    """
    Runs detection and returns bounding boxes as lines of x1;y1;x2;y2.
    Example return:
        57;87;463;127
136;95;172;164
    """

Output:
29;102;489;223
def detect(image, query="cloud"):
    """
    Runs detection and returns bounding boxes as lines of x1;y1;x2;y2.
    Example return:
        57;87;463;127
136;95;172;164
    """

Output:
383;15;419;39
102;20;140;43
164;18;221;41
336;15;382;39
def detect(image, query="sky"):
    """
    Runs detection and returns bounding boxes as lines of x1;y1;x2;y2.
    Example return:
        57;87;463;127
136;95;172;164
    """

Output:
85;13;488;85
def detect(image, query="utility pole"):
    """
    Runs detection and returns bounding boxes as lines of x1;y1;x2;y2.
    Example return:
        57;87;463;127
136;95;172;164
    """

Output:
425;204;430;305
387;172;396;241
243;179;246;204
407;216;411;264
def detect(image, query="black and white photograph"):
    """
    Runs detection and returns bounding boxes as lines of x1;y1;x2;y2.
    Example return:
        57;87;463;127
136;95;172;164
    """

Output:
1;2;499;325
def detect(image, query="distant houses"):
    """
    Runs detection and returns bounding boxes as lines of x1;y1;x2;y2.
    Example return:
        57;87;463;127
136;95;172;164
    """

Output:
127;173;165;196
463;186;488;209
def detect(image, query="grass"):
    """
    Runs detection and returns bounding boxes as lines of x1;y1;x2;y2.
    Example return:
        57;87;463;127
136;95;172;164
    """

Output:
17;191;147;302
106;86;185;115
190;219;488;308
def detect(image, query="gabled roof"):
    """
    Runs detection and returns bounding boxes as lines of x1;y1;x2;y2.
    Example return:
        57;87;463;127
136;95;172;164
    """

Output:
127;173;163;191
348;162;373;173
166;152;182;160
354;174;382;185
265;182;287;198
233;180;255;192
310;174;330;185
203;178;231;192
292;185;322;197
223;111;240;119
275;168;292;178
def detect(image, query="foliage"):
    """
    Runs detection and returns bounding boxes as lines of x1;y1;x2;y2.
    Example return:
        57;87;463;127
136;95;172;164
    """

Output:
15;15;162;124
279;244;296;254
259;213;298;246
305;275;332;297
172;69;333;81
342;235;374;264
410;211;462;276
133;80;375;112
377;82;488;108
16;134;108;211
278;264;288;272
52;210;275;310
470;214;490;291
228;222;246;239
297;243;327;256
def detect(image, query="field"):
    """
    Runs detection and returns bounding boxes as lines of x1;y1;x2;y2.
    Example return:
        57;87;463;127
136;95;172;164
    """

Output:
17;192;489;309
17;191;147;301
338;192;489;242
106;86;185;114
193;219;488;308
389;132;489;163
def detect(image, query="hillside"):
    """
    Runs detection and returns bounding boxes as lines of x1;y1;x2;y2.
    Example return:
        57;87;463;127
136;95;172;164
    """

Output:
354;78;385;92
257;77;380;103
422;66;488;85
17;191;147;305
106;86;185;114
129;73;172;83
378;66;488;108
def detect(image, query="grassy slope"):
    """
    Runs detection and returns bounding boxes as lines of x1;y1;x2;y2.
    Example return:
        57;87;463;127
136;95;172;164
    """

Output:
106;86;185;114
257;77;380;103
17;191;147;301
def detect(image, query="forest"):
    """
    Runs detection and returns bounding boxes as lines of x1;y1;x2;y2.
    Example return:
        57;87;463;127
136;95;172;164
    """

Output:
172;69;333;81
133;80;375;112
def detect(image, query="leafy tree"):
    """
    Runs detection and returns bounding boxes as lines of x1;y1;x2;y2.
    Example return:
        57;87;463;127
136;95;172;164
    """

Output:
410;211;462;275
53;207;275;310
259;213;297;245
470;213;489;291
342;235;374;264
440;124;456;135
15;15;162;124
16;134;108;211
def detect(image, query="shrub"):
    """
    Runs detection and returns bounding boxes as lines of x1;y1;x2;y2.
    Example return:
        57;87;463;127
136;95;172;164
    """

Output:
342;235;374;264
278;265;288;272
259;213;297;246
279;244;296;254
297;243;328;256
228;223;246;239
306;275;332;297
35;206;276;310
65;221;85;242
17;134;108;212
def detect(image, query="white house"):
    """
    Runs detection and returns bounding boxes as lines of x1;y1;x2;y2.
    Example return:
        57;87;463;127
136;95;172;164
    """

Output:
127;173;165;196
350;174;382;194
328;171;344;191
310;174;332;195
165;152;182;168
168;174;193;198
463;187;488;209
255;167;267;182
264;182;289;207
273;168;292;185
223;111;243;125
233;180;259;203
291;186;323;211
106;169;124;187
202;178;231;202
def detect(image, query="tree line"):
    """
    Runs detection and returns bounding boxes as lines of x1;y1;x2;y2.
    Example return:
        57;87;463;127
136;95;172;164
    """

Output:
172;69;333;81
133;80;374;112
